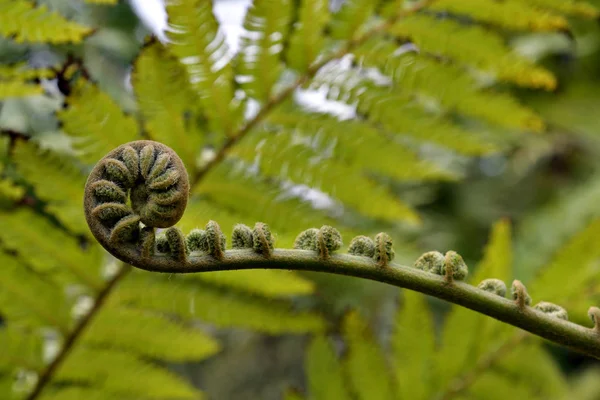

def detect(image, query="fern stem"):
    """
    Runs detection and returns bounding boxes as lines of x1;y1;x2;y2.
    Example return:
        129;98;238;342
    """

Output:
105;249;600;359
25;264;131;400
191;0;435;187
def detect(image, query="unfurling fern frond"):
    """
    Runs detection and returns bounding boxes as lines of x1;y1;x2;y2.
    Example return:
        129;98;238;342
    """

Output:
237;0;293;102
0;0;91;43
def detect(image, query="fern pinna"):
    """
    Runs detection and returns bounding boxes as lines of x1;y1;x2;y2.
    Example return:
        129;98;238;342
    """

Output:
1;0;600;399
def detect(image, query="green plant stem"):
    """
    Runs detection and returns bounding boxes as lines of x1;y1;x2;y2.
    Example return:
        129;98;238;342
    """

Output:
25;265;131;400
119;249;600;359
191;0;434;187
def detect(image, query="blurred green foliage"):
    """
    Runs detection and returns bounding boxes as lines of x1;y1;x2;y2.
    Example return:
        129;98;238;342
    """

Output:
3;0;600;399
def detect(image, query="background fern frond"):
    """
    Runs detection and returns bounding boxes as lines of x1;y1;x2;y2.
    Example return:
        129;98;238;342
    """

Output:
329;0;375;40
353;41;545;132
0;252;72;332
57;348;202;399
231;126;423;223
58;81;139;164
286;0;330;72
188;164;354;246
188;269;314;298
529;218;600;311
306;336;349;400
0;0;90;43
342;312;394;400
0;327;44;372
82;306;221;361
112;273;326;334
12;142;88;235
0;179;24;203
526;0;598;17
166;0;240;136
0;209;102;289
435;219;514;391
237;0;293;102
133;42;203;171
430;0;568;31
393;291;435;400
0;82;43;99
310;65;505;154
390;15;557;89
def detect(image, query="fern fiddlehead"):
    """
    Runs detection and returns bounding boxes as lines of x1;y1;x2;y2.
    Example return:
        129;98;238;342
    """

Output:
85;141;600;359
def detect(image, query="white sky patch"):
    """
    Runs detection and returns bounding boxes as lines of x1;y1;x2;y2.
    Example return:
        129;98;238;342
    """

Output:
128;0;170;43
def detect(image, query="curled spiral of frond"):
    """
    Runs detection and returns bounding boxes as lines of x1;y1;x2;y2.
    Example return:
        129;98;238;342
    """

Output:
84;142;600;358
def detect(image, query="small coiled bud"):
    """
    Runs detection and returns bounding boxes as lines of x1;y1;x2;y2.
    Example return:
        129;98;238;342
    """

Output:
317;225;342;258
534;302;568;321
414;251;444;275
348;236;375;257
232;224;254;249
374;232;394;266
253;222;274;256
186;229;207;252
511;280;531;309
478;279;506;297
165;227;188;261
294;228;318;250
442;251;468;283
140;226;155;259
205;220;226;260
588;307;600;333
156;234;170;254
